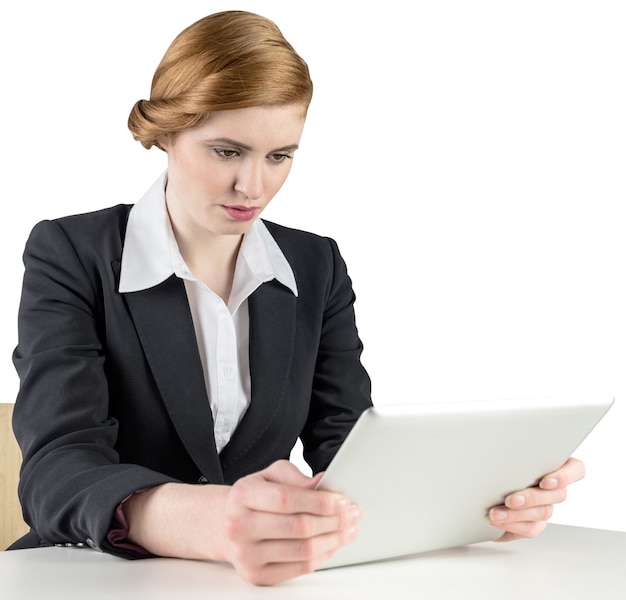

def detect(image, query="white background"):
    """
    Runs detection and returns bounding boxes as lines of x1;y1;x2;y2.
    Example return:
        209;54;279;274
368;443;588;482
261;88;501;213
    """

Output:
1;1;624;532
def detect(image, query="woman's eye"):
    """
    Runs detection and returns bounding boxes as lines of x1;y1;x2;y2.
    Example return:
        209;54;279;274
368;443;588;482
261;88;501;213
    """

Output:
214;148;239;159
269;153;291;163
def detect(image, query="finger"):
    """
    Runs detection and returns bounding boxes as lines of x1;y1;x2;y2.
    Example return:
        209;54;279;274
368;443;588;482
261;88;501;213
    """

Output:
236;545;335;586
539;457;585;489
306;471;325;489
253;522;360;565
259;461;349;513
495;531;524;542
494;521;549;543
503;485;567;510
226;504;362;543
489;504;554;525
231;474;350;517
232;524;360;585
259;460;318;487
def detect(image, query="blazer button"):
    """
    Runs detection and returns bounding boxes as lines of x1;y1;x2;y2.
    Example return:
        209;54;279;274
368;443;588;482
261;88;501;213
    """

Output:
85;537;101;551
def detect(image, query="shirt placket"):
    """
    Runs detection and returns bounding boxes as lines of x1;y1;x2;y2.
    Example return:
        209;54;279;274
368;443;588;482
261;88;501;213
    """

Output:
214;304;238;452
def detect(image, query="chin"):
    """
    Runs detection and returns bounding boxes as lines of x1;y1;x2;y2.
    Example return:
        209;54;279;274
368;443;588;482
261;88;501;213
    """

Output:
219;222;255;236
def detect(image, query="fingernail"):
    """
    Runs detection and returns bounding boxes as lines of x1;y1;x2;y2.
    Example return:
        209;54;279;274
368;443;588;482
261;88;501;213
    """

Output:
505;494;525;508
350;507;362;523
489;508;507;521
335;496;350;510
540;478;558;490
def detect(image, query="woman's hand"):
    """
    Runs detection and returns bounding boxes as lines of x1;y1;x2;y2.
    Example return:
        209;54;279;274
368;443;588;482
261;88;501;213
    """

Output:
124;460;361;586
220;460;361;585
488;457;585;541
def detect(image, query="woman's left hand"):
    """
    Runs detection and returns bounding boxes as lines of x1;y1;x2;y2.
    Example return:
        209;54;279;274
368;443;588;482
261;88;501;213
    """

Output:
488;457;585;541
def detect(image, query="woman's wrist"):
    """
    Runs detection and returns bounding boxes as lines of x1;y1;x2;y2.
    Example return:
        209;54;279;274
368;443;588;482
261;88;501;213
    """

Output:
124;482;230;561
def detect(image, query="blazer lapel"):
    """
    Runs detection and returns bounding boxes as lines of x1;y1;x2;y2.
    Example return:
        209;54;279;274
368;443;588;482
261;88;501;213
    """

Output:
118;269;224;484
219;279;297;466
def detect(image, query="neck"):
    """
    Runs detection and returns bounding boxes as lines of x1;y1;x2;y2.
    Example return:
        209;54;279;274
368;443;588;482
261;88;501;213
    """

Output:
171;223;244;303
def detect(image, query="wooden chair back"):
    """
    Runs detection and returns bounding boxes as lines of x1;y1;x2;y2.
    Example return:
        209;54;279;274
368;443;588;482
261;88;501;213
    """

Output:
0;403;29;550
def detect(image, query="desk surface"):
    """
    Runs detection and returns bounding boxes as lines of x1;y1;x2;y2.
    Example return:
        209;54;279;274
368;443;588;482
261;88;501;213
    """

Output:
1;524;624;599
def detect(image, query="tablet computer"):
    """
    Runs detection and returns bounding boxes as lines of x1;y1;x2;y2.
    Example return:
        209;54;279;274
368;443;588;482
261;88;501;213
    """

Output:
315;394;614;570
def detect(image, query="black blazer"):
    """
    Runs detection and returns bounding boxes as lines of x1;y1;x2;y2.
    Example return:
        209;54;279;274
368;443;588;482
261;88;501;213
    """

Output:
10;204;372;555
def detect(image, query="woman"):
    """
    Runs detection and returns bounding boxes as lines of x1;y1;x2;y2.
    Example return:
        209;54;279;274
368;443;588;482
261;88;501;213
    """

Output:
10;10;584;586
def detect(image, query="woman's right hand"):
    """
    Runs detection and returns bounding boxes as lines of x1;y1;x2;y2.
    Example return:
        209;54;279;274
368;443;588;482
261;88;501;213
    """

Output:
220;460;361;585
124;460;361;586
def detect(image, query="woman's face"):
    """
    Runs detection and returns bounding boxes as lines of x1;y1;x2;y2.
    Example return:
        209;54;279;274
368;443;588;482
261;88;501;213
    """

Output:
160;104;307;240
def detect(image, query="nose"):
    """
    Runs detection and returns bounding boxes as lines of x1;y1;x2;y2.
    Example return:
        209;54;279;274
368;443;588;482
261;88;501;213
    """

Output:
234;159;264;200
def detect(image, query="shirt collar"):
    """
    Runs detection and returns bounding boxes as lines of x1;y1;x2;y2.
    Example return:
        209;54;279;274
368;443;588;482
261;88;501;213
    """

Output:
119;171;298;299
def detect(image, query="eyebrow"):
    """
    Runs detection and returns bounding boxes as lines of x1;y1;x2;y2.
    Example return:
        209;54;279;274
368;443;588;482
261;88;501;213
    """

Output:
206;137;299;153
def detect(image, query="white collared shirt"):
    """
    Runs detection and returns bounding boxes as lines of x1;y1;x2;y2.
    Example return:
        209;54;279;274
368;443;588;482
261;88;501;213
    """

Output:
119;172;298;452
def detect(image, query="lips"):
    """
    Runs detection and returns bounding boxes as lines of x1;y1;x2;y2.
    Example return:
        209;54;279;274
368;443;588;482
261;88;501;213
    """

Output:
222;205;259;222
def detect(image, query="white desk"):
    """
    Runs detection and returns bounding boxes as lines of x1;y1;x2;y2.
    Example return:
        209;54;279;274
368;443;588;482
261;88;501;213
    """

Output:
1;524;624;599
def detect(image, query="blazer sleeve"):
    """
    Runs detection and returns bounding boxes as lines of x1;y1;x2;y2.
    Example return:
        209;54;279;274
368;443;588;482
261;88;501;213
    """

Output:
11;219;176;557
298;236;373;473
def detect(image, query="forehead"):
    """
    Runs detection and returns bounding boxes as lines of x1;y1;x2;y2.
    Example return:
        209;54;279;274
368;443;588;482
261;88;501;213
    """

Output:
181;104;307;148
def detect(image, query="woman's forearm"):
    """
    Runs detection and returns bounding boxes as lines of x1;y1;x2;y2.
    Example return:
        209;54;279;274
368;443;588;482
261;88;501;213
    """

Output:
124;482;230;561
